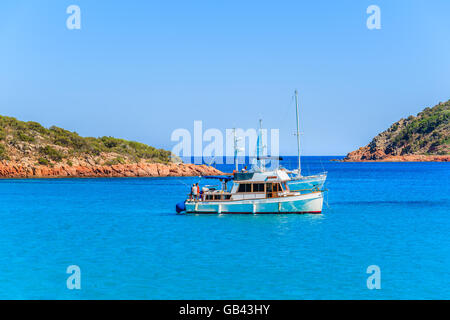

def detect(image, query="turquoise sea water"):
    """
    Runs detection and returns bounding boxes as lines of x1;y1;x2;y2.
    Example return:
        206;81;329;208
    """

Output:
0;156;449;299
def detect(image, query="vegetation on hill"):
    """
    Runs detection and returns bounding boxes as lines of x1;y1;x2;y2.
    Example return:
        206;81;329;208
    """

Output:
0;115;173;166
345;99;449;160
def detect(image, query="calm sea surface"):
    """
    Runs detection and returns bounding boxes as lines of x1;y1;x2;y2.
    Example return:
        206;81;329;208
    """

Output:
0;156;448;299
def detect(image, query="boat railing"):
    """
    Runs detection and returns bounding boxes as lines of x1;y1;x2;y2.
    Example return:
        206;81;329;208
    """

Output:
287;171;328;179
293;186;322;195
188;191;233;202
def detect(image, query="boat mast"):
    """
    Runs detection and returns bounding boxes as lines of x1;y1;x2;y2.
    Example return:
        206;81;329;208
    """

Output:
233;128;238;172
295;90;301;177
258;119;265;172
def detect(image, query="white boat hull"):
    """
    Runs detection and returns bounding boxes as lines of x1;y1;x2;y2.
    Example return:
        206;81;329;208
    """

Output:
185;192;323;214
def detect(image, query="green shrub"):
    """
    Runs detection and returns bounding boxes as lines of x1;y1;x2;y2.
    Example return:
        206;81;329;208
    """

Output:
104;157;125;166
27;121;48;135
391;123;399;131
0;128;6;140
0;144;9;160
39;145;64;162
50;126;88;150
16;131;35;142
37;157;49;165
101;136;121;148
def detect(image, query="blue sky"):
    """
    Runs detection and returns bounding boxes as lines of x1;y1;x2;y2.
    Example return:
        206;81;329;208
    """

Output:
1;0;449;155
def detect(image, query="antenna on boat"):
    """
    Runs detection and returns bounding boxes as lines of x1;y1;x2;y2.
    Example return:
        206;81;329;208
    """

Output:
257;119;266;172
233;128;239;172
295;90;301;177
233;128;244;172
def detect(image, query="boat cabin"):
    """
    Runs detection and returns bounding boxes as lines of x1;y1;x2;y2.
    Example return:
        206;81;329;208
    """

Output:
191;170;297;202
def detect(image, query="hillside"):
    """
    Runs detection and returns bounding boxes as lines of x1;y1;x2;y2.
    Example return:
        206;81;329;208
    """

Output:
344;100;450;162
0;116;222;178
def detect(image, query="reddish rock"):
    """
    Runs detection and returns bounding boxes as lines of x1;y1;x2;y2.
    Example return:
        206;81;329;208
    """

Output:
343;152;450;162
0;162;224;178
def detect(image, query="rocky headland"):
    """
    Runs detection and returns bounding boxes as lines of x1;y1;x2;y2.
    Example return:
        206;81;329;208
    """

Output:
0;115;223;178
343;100;449;162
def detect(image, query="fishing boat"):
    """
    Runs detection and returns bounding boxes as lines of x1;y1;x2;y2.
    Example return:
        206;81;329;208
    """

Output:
175;169;323;214
287;90;327;191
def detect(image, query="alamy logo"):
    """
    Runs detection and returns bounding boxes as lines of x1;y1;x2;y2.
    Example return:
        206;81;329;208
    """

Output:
366;5;381;30
171;121;280;166
366;265;381;289
66;265;81;290
66;5;81;30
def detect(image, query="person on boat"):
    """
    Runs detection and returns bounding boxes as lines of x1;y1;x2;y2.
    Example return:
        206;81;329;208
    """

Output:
201;186;209;201
196;183;200;200
241;166;248;172
191;184;197;200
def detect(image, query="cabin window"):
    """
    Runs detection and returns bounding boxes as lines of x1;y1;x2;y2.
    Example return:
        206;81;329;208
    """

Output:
272;183;282;192
224;195;231;200
238;183;252;193
265;183;283;198
253;183;264;192
214;195;221;200
206;195;213;200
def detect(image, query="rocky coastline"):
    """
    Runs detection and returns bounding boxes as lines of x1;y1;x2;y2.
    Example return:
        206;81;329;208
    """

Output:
0;161;224;178
342;150;449;162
